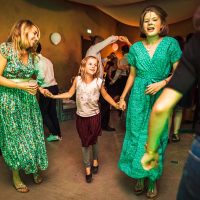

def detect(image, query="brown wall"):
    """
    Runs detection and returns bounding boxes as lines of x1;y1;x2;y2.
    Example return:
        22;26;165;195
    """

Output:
0;0;195;89
0;0;118;89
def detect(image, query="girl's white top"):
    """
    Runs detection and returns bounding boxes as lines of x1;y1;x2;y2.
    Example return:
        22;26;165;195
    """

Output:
76;76;102;117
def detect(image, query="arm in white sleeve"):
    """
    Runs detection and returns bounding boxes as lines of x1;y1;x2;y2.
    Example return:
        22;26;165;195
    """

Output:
110;69;121;84
91;35;118;53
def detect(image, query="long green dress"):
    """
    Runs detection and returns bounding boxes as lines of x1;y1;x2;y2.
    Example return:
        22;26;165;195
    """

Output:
118;37;182;181
0;42;48;174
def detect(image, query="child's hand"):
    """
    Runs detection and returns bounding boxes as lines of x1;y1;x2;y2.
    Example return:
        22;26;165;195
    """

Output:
43;89;54;98
115;102;120;110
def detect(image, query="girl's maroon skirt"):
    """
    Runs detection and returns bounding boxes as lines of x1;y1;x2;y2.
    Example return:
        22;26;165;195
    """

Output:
76;113;102;147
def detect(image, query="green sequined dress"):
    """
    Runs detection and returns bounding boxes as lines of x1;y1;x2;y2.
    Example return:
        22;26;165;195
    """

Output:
0;42;48;174
118;37;182;181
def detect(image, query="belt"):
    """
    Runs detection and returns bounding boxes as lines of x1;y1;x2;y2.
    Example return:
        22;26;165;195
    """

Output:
8;78;31;83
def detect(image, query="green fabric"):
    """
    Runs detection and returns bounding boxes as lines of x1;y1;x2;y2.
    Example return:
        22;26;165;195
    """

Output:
0;42;48;174
118;37;182;181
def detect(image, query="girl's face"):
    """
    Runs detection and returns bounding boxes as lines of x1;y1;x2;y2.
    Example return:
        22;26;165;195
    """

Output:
143;11;162;37
85;57;98;76
27;26;39;47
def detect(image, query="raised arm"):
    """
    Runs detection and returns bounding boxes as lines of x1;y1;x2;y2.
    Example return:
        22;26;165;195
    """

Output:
87;36;118;54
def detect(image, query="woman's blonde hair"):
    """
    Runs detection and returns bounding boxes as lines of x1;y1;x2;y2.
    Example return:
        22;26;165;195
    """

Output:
7;19;40;53
78;56;100;80
139;5;168;38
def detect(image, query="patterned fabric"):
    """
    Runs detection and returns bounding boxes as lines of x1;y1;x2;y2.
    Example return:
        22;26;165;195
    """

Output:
0;42;48;174
76;76;102;117
118;37;182;181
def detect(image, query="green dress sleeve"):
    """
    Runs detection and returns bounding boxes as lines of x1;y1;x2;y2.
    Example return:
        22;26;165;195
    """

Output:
0;42;9;59
128;45;136;67
34;55;44;86
169;38;182;64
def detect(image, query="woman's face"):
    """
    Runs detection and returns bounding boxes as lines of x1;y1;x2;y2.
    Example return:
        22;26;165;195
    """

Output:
85;57;98;76
27;26;39;47
143;11;162;37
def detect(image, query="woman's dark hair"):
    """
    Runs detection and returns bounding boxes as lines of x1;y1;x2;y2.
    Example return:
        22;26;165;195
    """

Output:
193;5;200;32
121;45;129;54
174;36;184;50
140;5;168;38
36;42;42;53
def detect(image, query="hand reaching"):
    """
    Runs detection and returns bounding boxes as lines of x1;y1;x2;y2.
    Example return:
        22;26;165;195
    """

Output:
43;89;54;98
118;36;131;46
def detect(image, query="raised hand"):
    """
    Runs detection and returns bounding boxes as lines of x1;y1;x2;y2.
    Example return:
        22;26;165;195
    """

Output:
118;36;131;46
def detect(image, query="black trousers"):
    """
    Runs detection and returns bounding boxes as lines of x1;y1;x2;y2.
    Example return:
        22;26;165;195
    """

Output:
99;95;110;129
39;85;61;137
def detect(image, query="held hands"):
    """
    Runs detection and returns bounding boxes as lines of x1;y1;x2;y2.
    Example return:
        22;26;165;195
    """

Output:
118;36;131;46
141;152;159;171
17;82;38;95
145;81;165;95
40;88;54;98
119;99;126;111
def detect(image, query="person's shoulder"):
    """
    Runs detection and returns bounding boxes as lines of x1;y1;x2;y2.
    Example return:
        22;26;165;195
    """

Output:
163;36;177;44
129;41;141;53
40;54;53;63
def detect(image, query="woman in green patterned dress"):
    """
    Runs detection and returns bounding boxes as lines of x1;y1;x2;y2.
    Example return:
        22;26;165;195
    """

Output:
0;20;48;192
118;6;182;199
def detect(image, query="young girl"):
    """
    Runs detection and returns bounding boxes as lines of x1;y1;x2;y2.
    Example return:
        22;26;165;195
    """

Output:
47;56;119;183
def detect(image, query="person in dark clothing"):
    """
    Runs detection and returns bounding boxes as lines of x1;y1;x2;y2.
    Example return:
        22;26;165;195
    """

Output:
141;5;200;200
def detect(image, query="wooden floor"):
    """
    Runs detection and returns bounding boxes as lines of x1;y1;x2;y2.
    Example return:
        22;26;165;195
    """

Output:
0;111;194;200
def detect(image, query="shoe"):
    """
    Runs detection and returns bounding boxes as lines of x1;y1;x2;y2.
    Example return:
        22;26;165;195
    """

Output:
92;165;99;174
33;173;43;184
172;134;180;142
13;182;29;193
85;173;92;183
146;181;158;199
46;134;59;142
102;126;116;132
134;178;145;195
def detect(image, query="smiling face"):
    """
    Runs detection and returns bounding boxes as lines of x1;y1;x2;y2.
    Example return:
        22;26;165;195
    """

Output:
85;57;98;76
143;11;162;37
26;26;39;47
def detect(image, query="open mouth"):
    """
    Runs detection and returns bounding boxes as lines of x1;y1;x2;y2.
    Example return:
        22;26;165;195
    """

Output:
147;27;155;31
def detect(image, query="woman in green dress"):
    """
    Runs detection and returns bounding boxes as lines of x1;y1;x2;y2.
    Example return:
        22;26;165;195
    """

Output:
0;20;48;192
118;6;182;199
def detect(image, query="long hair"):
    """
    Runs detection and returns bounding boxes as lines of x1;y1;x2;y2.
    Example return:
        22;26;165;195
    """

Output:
7;19;40;53
78;56;100;80
139;5;168;38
